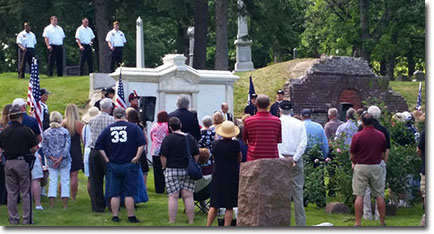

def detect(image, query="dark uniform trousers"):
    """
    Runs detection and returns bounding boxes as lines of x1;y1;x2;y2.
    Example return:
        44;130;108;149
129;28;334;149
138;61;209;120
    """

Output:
110;47;123;72
18;48;35;78
47;45;63;77
152;155;165;194
89;148;107;212
4;159;31;224
79;44;93;76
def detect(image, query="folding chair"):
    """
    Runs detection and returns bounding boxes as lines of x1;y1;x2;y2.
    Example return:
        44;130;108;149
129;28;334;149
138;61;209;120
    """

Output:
193;175;212;215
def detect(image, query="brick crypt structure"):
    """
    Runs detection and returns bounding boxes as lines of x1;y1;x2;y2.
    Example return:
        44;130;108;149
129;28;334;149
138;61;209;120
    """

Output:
284;56;408;125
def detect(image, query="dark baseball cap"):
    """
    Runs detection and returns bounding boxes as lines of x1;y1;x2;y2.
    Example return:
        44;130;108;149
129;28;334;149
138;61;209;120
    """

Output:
40;88;51;95
106;87;115;94
301;108;312;117
277;90;284;95
250;93;258;99
279;100;292;110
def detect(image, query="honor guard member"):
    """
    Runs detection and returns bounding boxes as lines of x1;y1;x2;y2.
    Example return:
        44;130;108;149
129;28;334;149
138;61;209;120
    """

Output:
0;105;38;225
40;88;51;131
106;21;126;72
16;22;37;79
42;16;66;77
270;90;284;117
128;92;139;111
244;93;258;116
75;17;95;75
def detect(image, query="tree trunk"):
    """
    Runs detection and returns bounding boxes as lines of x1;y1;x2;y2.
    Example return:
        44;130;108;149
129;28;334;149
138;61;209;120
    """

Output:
94;0;111;73
214;0;228;70
176;23;188;57
407;50;415;79
386;57;395;81
193;0;208;69
380;60;387;76
358;0;370;63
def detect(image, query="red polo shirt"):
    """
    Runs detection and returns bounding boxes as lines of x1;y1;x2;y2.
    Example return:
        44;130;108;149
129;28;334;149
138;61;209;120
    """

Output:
243;111;282;161
350;125;386;164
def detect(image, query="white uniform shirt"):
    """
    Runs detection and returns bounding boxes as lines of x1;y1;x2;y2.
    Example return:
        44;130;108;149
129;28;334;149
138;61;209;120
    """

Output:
16;30;37;48
42;24;65;45
75;25;95;44
105;29;126;47
278;114;307;162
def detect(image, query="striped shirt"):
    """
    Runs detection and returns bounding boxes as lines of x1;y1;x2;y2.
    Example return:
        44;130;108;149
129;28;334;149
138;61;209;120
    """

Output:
89;112;114;148
243;111;282;161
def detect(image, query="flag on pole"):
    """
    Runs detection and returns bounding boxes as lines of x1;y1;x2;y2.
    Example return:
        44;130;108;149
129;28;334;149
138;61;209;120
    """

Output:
115;67;126;109
26;57;43;134
416;82;422;111
247;75;256;105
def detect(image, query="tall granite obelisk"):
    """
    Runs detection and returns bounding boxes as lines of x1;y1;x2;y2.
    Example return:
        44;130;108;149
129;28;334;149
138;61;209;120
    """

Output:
136;16;145;68
233;0;254;73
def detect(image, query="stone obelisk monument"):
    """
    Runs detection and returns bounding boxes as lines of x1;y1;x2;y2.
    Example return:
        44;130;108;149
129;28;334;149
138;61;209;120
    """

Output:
136;16;145;68
233;0;254;73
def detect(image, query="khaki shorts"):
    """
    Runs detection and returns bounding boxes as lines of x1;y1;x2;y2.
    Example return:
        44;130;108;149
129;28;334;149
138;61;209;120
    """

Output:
420;174;425;198
352;164;384;197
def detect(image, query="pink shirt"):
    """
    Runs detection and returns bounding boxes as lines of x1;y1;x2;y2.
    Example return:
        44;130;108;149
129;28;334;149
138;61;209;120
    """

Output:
149;122;169;156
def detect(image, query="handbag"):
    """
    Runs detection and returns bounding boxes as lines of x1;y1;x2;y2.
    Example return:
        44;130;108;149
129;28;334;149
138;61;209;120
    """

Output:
185;134;202;180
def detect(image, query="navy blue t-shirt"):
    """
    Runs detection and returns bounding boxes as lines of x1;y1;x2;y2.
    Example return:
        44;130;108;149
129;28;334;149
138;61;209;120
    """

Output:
95;121;146;164
23;113;41;136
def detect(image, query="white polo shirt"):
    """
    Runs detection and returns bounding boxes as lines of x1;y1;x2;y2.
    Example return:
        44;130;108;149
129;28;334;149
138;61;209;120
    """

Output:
16;30;37;48
105;29;126;47
42;24;65;45
75;25;95;44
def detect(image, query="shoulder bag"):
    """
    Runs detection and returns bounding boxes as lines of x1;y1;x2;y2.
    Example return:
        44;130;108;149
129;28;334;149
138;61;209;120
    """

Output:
185;134;202;180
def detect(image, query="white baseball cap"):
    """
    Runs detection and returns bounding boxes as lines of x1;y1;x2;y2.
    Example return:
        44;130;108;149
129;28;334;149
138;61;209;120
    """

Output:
12;98;26;107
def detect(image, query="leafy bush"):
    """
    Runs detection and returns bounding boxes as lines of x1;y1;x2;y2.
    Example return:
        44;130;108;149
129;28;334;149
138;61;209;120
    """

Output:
303;144;326;208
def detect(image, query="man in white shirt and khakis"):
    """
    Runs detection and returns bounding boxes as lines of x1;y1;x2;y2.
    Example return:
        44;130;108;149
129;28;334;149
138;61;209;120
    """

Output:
42;16;65;77
75;17;95;76
277;100;307;226
16;22;37;79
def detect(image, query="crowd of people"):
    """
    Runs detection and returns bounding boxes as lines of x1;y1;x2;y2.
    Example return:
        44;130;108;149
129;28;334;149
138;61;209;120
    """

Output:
0;88;425;226
17;16;126;78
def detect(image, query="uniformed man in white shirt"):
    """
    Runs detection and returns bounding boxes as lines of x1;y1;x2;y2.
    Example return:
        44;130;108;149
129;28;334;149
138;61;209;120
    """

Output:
106;21;126;72
75;17;95;76
16;22;37;79
277;100;307;226
42;16;65;77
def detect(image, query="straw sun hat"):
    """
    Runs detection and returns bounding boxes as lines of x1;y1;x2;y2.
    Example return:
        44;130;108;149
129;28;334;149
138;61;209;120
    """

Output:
216;120;240;139
82;107;100;123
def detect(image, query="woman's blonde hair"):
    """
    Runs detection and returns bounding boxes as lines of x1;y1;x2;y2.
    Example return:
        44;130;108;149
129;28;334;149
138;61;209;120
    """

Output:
50;111;63;128
212;111;224;125
64;104;80;135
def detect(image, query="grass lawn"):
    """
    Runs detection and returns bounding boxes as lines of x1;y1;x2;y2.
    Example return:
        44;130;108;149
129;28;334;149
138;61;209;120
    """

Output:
0;167;424;226
0;71;425;226
0;72;89;116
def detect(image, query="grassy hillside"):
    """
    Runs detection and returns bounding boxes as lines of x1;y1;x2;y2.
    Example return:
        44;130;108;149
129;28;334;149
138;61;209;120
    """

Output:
233;60;425;117
0;73;89;115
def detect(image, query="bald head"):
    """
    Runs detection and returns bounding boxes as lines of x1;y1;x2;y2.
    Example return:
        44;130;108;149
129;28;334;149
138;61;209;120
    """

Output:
221;102;229;113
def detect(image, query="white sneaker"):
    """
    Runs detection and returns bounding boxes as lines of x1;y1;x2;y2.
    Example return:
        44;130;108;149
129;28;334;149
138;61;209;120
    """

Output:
35;205;44;210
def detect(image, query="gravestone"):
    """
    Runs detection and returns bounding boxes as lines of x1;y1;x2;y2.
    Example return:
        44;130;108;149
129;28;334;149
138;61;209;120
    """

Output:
136;16;145;68
233;0;254;73
237;158;293;226
414;70;425;81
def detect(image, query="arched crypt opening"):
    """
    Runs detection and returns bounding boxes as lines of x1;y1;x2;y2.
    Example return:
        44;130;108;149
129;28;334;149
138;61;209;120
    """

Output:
284;55;408;125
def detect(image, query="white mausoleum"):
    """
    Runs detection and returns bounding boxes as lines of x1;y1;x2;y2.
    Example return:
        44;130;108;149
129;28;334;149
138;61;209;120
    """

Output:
108;54;239;122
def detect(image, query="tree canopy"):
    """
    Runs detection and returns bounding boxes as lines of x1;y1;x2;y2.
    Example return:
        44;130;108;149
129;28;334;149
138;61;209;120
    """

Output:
0;0;425;77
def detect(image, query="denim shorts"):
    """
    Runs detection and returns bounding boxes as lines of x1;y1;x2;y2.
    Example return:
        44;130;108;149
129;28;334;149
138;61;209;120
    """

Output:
106;162;139;198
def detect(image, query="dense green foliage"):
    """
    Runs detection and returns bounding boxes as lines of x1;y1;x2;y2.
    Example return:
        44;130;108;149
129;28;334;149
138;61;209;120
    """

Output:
0;0;425;76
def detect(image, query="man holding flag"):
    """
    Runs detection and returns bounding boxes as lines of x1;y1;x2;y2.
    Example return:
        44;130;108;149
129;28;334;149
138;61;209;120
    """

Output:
244;76;257;116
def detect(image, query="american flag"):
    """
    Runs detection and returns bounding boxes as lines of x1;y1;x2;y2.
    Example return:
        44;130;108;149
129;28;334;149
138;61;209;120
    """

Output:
115;67;126;109
416;82;422;111
26;57;43;134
